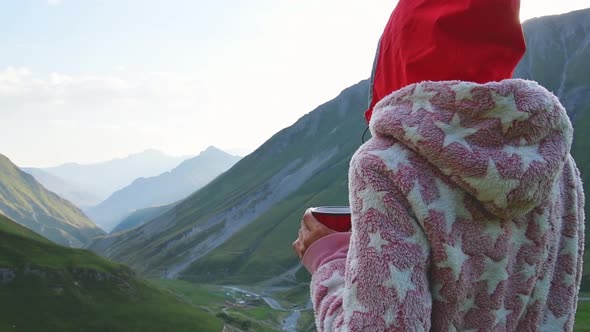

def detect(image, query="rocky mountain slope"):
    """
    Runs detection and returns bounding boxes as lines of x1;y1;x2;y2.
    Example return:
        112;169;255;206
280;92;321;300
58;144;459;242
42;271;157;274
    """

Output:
0;153;104;247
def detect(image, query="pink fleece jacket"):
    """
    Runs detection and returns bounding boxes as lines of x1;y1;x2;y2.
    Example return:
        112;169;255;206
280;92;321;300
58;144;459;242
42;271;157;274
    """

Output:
303;79;585;331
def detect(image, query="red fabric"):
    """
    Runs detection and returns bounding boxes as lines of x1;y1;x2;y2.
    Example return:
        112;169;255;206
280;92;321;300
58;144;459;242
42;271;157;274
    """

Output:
365;0;526;123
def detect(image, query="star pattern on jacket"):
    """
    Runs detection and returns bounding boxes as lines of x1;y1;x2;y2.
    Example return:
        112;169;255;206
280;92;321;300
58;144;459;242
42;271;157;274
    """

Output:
382;263;416;300
402;123;425;145
485;91;530;133
534;209;551;233
435;113;479;151
463;158;520;209
523;178;543;202
343;282;369;315
432;283;447;303
510;223;533;253
559;235;578;257
519;262;537;280
450;82;475;101
368;231;389;254
406;178;472;232
493;303;513;326
483;220;504;242
431;178;472;232
369;144;410;173
358;185;389;216
436;238;469;280
460;295;478;313
406;84;437;114
502;143;544;172
407;179;429;221
406;229;430;255
477;256;509;294
540;310;569;332
531;275;552;303
320;270;344;296
383;306;398;329
563;271;576;286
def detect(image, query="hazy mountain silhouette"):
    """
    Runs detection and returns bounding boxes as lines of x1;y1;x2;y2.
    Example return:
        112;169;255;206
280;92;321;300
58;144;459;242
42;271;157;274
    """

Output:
87;147;240;231
33;149;190;201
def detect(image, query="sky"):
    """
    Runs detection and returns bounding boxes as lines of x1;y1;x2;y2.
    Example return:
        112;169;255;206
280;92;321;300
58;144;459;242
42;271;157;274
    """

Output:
1;0;589;167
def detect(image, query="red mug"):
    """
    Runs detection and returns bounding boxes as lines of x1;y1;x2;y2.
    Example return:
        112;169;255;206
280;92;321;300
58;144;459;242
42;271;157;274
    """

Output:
310;206;351;232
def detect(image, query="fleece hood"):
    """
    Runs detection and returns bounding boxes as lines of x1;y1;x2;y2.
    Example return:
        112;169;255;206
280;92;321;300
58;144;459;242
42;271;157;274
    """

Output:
370;79;574;220
366;0;526;123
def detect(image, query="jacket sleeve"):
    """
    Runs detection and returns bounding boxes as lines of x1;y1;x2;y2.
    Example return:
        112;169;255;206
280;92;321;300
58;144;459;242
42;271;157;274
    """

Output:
307;139;433;331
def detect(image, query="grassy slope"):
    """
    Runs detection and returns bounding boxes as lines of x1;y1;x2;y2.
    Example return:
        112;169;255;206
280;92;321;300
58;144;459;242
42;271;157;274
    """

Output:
0;213;223;332
0;154;104;247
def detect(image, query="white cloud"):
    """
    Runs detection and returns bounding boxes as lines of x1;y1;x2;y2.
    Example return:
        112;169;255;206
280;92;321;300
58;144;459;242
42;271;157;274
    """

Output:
0;66;206;110
0;66;221;166
47;0;63;6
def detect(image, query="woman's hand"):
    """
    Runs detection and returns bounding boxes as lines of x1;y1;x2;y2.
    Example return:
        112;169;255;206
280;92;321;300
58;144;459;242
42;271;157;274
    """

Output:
292;209;336;259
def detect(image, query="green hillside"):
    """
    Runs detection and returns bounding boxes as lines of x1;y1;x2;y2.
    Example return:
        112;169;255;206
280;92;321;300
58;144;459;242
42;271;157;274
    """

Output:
0;153;104;247
0;213;223;332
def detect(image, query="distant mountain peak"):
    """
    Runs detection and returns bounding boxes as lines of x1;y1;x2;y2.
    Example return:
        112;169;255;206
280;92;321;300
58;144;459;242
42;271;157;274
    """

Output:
198;146;229;156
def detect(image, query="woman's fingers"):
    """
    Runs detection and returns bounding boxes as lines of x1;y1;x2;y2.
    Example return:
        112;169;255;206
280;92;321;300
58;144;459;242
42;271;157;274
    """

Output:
293;208;337;259
302;209;322;230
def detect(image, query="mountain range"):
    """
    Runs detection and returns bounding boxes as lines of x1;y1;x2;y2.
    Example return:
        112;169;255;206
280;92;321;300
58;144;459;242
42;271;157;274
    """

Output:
90;8;590;291
86;146;241;232
0;153;103;247
28;149;190;202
